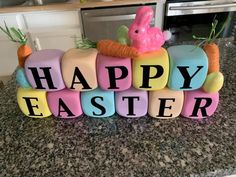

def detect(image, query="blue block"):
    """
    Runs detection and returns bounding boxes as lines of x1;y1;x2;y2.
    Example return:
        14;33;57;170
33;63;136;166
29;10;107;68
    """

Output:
16;68;31;88
167;45;208;90
81;88;115;118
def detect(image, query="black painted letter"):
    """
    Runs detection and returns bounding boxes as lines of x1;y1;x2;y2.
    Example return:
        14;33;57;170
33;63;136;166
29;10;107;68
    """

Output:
122;96;140;116
70;67;92;90
91;96;106;116
190;97;212;117
57;98;75;117
22;97;43;116
157;98;175;117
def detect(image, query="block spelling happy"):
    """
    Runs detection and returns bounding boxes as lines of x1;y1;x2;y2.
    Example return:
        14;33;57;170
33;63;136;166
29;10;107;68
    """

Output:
148;87;184;119
81;88;115;118
181;89;219;119
167;45;208;90
47;89;83;119
96;54;132;91
25;49;65;91
61;48;98;91
132;48;169;91
115;87;148;118
17;87;51;118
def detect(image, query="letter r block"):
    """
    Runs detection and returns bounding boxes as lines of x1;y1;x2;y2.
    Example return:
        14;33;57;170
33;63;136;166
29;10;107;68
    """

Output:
148;88;184;119
132;48;169;91
81;88;115;118
181;89;219;119
167;45;208;90
25;49;65;91
17;87;51;118
115;87;148;118
47;89;83;119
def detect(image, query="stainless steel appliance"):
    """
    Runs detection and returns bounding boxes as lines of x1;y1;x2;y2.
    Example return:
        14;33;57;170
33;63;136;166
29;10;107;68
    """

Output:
164;0;236;42
81;2;165;41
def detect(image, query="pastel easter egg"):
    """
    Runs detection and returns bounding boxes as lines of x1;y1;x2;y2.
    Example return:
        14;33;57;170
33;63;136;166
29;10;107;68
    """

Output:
16;68;31;88
202;72;224;93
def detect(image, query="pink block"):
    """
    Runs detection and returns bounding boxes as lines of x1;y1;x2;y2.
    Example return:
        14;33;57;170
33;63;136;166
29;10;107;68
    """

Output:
47;89;83;118
181;89;219;119
115;87;148;118
25;49;65;92
96;54;132;91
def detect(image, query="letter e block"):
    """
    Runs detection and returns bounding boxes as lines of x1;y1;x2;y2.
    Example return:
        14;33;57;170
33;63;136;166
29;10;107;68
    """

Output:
115;87;148;118
148;88;184;119
17;87;51;118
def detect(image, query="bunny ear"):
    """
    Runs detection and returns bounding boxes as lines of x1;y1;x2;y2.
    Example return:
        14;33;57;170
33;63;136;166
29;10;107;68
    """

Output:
135;6;154;26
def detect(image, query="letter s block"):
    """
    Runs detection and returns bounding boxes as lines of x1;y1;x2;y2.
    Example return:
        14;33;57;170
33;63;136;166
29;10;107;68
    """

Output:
167;45;208;90
17;87;51;118
115;87;148;118
181;89;219;119
132;48;169;91
96;54;132;91
61;48;98;91
25;49;65;91
47;89;83;119
81;88;115;118
148;88;184;119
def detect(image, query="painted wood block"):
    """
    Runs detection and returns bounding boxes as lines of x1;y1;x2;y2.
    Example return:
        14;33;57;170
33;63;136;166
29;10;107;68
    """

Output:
115;87;148;118
25;49;65;92
202;72;224;93
16;68;31;88
47;89;82;118
167;45;208;90
96;54;132;91
148;87;184;119
17;87;51;118
61;48;98;91
81;88;115;118
132;48;169;91
181;89;219;119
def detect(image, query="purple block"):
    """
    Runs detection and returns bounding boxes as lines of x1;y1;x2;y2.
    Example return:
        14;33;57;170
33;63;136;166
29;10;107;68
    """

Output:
115;87;148;118
25;49;65;91
47;89;83;118
96;54;132;91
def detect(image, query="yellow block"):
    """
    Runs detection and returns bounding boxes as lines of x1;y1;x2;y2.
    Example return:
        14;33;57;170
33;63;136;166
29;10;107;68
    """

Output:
17;87;51;118
132;48;169;91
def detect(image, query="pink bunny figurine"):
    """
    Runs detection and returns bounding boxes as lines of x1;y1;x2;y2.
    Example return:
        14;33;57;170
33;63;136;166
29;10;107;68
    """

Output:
128;6;171;53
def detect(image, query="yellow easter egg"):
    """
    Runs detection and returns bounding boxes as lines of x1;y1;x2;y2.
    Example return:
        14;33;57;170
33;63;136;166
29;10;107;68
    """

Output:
202;72;224;93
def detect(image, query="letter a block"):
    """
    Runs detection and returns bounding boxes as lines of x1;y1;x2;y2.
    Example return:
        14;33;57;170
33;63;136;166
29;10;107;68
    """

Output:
181;89;219;119
148;88;184;119
61;48;98;91
167;45;208;90
17;87;51;118
132;48;169;91
96;54;132;91
81;88;115;118
25;49;65;91
47;89;83;118
115;87;148;118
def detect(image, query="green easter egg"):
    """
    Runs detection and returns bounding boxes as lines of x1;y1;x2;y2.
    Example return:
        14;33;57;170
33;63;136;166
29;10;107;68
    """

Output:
116;25;130;45
202;72;224;93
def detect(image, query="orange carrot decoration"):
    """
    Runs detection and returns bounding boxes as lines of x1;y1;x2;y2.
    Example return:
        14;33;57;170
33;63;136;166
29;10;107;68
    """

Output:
0;22;32;68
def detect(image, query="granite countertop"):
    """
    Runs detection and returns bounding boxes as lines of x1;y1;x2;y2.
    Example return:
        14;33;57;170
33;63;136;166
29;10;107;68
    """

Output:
1;38;236;177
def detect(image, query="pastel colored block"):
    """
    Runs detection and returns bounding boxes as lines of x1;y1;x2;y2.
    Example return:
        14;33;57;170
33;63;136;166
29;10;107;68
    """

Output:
61;48;98;91
81;88;115;118
115;87;148;118
202;72;224;93
181;89;219;119
148;87;184;119
47;89;83;118
132;48;169;91
16;68;31;88
167;45;208;90
25;49;65;92
17;87;51;118
96;54;132;91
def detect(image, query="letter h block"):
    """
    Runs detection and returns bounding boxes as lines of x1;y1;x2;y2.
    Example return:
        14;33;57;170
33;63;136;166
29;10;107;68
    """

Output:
25;49;65;91
167;45;208;90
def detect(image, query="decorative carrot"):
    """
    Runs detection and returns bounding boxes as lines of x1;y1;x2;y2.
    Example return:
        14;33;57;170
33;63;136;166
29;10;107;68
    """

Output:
0;22;32;68
76;38;140;59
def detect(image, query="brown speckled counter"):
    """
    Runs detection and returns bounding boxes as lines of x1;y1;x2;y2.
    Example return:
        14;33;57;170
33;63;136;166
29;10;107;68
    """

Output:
1;39;236;177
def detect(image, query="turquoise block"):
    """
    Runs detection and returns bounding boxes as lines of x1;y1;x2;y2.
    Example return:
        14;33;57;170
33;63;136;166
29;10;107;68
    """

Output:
81;88;115;118
16;68;31;88
167;45;208;90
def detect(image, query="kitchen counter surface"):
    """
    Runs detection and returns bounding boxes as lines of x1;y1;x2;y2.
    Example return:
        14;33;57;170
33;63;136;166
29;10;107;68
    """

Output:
1;38;236;177
0;0;159;14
